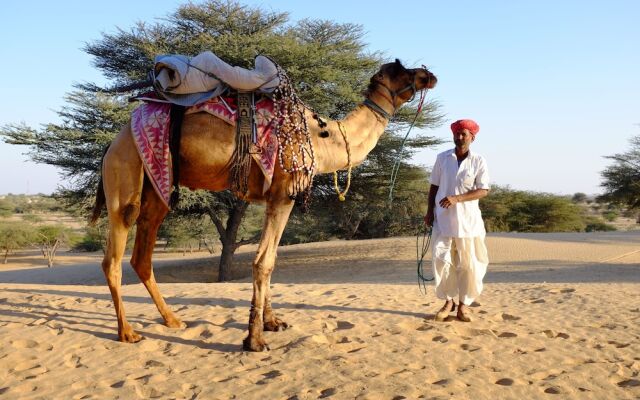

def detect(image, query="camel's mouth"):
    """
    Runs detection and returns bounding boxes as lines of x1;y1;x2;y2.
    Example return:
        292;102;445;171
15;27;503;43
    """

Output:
419;71;438;90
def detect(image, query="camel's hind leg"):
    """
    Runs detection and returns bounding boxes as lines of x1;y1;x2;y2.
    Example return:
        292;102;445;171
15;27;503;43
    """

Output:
130;180;185;329
101;125;145;342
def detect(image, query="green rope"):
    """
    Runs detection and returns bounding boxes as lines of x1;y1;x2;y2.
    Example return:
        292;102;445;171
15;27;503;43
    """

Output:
417;224;434;294
388;89;426;202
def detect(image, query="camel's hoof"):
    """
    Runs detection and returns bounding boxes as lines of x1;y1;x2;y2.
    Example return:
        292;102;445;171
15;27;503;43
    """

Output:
119;330;143;343
243;335;270;352
165;318;186;329
264;319;290;332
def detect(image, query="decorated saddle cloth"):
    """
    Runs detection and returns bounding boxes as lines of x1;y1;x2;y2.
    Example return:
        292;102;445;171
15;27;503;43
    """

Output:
131;97;277;207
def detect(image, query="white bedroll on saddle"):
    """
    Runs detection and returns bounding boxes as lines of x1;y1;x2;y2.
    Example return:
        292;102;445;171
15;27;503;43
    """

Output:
152;51;280;106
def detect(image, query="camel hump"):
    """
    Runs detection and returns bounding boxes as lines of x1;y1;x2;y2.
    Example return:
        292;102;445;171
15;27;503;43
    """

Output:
152;52;280;106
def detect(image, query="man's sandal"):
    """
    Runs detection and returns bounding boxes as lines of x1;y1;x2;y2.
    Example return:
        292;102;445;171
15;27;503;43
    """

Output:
435;301;456;322
457;306;472;322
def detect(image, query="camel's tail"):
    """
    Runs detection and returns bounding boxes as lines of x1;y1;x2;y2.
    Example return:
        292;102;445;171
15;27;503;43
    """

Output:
90;175;105;226
89;146;109;225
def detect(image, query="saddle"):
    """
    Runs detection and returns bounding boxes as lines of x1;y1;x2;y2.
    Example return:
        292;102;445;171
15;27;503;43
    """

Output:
152;52;280;106
149;52;282;202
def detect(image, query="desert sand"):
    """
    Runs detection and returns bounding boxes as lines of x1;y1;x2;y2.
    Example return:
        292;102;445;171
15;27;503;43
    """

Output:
1;231;639;399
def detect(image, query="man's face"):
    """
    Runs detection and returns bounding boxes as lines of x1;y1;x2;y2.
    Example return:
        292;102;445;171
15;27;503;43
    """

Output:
453;129;475;149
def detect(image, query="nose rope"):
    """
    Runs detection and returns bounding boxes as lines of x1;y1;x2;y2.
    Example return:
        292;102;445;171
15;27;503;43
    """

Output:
387;87;427;202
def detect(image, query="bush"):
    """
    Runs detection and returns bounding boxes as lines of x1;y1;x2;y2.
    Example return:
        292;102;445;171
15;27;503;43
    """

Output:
584;217;617;232
602;210;619;222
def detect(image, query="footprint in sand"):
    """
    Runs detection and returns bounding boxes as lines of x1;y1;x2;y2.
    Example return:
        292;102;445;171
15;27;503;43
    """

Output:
10;339;39;349
460;343;481;352
617;379;640;388
432;335;448;343
180;324;214;340
495;378;514;386
534;347;546;352
542;330;569;339
12;361;46;374
501;313;521;321
544;386;562;394
498;332;518;338
256;370;283;385
335;321;355;330
319;388;338;398
64;354;82;368
145;360;165;368
608;341;630;348
416;324;434;332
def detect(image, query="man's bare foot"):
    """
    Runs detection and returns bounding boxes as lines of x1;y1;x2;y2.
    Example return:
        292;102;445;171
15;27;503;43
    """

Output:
435;299;455;322
457;303;472;322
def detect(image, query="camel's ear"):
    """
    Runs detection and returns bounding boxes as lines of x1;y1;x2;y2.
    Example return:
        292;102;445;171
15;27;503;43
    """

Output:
392;59;406;75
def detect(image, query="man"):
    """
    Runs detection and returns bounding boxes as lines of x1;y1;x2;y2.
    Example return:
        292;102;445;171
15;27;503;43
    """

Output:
424;119;490;322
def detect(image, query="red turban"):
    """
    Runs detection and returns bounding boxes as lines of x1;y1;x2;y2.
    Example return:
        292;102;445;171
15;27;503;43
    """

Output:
451;119;480;137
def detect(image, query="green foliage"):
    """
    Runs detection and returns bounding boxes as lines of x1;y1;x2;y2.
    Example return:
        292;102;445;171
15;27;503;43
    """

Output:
600;134;640;209
22;214;43;224
283;159;435;244
73;224;107;252
0;194;63;215
34;224;73;268
584;217;617;232
34;225;72;246
480;186;588;232
601;210;619;222
0;221;34;263
571;192;587;203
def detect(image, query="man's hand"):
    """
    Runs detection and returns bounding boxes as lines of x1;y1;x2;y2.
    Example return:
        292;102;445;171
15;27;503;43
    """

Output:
439;195;459;209
424;209;435;226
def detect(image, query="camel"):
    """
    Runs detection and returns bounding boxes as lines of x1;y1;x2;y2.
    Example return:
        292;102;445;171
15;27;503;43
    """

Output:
92;59;437;351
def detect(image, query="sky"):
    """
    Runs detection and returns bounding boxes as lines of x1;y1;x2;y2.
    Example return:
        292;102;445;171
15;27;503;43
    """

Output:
1;0;639;196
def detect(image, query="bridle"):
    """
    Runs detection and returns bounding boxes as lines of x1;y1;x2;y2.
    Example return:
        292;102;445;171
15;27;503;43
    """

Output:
363;67;431;119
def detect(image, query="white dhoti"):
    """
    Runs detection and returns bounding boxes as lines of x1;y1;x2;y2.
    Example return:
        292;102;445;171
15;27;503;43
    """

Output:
432;227;489;305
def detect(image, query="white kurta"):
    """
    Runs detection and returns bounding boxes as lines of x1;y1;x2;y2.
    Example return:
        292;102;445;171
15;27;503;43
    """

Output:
430;149;490;305
430;149;490;238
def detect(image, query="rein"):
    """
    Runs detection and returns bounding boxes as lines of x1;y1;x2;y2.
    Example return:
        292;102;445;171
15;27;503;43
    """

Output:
417;225;435;294
333;121;352;201
388;87;427;202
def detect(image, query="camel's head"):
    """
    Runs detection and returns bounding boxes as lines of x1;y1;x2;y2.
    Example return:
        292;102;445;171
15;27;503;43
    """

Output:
366;59;437;111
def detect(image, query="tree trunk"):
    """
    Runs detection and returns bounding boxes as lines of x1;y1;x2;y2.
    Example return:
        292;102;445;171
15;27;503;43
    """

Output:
216;200;249;282
218;239;237;282
208;199;249;282
3;249;8;264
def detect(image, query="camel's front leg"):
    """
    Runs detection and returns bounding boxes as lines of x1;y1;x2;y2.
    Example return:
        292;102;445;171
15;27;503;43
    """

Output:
263;275;290;332
243;196;294;351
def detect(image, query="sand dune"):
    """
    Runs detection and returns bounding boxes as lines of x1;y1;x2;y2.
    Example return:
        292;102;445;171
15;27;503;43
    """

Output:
1;231;639;399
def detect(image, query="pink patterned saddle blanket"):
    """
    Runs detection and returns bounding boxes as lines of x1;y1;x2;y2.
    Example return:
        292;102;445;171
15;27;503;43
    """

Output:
131;96;277;207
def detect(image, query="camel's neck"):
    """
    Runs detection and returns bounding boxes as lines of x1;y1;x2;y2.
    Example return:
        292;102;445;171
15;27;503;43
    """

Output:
310;104;389;174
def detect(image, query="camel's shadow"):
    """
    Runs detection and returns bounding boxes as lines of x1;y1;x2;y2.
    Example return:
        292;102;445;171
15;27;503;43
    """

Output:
0;286;429;351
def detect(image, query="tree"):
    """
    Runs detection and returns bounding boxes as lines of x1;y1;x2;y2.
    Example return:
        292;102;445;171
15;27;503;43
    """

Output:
600;134;640;209
480;186;591;232
0;222;34;264
33;225;72;268
571;192;587;203
0;0;443;280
